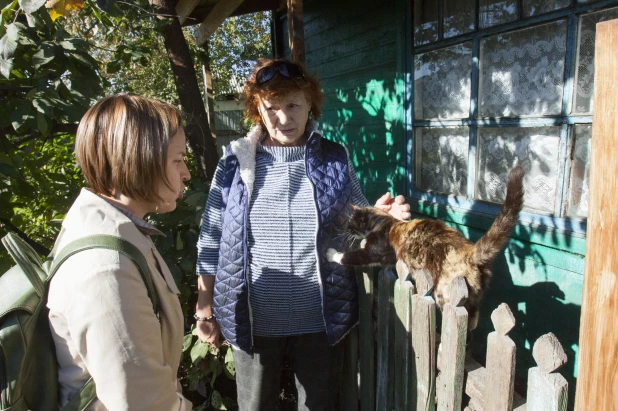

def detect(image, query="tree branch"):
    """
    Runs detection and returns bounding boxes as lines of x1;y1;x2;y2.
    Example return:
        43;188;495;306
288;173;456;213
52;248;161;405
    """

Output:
0;218;51;255
0;123;79;153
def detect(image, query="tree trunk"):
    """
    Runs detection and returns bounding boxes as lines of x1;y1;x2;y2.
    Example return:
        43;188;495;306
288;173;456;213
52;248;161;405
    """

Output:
151;0;219;180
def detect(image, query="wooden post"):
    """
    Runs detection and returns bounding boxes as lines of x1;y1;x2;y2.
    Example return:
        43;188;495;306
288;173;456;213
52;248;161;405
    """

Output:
201;40;216;140
394;278;414;411
286;0;305;63
410;269;436;411
195;0;244;45
376;269;397;411
437;276;468;411
341;327;359;410
575;18;618;411
357;268;375;411
483;303;516;411
527;333;568;411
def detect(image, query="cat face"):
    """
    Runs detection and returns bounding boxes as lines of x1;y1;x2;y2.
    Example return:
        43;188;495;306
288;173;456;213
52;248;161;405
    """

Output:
346;205;391;238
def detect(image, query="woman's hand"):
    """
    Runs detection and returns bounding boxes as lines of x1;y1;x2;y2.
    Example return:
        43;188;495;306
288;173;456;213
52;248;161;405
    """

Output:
196;318;223;348
195;275;223;347
375;192;411;221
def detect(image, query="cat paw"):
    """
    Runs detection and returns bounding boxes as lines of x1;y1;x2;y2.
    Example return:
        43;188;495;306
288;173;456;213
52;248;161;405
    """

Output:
326;248;344;264
360;239;367;249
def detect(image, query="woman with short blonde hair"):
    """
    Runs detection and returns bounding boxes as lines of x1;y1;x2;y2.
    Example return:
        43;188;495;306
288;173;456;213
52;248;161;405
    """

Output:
48;94;192;410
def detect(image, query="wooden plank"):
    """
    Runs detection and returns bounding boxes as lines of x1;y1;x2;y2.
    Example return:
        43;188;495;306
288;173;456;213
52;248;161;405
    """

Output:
287;0;305;63
483;304;517;411
437;276;468;411
376;269;397;411
575;18;618;411
394;279;414;411
341;326;359;410
527;333;568;411
195;0;244;45
410;270;436;411
357;268;375;411
175;0;199;25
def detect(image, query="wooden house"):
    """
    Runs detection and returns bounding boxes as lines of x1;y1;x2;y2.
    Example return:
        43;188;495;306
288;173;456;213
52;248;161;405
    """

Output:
177;0;618;408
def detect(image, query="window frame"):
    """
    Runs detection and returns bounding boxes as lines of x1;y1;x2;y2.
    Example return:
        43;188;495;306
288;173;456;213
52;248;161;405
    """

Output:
405;0;618;235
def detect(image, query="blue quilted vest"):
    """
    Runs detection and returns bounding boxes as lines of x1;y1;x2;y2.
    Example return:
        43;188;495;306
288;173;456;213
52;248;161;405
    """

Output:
213;131;359;352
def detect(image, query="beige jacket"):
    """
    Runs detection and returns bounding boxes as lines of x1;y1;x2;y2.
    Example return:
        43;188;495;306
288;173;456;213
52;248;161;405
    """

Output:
47;189;192;411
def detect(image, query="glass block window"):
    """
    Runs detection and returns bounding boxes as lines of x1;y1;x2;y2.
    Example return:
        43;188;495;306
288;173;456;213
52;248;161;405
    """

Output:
479;21;567;117
415;127;469;196
523;0;570;17
415;43;472;119
567;125;591;217
477;127;560;212
410;0;618;221
572;7;618;113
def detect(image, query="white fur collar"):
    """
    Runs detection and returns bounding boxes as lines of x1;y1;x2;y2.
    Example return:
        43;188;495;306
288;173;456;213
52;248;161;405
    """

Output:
229;121;320;200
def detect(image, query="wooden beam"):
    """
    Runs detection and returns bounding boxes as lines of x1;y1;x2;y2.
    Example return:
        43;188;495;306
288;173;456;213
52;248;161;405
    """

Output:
195;0;244;45
175;0;200;25
575;18;618;411
286;0;304;63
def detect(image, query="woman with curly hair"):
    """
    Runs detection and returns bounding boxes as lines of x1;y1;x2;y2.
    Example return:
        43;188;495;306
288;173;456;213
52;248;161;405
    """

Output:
194;58;410;410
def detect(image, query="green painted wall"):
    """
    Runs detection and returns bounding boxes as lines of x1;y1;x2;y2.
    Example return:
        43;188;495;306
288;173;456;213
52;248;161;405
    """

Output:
282;0;583;405
281;0;406;202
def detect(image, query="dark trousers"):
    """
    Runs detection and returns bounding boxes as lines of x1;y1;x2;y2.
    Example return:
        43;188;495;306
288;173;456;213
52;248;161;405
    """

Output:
232;332;344;411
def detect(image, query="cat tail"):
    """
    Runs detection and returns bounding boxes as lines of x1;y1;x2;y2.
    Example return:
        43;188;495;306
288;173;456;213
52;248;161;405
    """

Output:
472;165;525;267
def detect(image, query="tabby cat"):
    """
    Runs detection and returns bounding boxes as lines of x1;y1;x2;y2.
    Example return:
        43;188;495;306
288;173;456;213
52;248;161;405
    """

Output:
327;165;525;330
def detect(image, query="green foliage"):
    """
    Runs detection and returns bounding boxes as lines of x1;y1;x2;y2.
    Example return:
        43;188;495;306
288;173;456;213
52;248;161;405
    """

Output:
0;1;270;407
209;12;271;98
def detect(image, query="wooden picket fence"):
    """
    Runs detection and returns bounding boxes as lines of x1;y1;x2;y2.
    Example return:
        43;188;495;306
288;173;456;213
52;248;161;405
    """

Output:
340;263;569;411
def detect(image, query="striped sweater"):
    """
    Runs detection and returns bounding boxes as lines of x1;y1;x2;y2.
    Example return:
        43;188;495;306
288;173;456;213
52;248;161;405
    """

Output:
197;132;369;337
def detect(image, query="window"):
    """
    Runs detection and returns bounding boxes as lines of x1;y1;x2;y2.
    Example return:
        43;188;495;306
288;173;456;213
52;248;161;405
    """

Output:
410;0;618;224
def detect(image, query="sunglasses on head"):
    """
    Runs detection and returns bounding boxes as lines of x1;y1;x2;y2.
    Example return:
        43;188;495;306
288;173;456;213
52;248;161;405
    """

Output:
255;62;305;85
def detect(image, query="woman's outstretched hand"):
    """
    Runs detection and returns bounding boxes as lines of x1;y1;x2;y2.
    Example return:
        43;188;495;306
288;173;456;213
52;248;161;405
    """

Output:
374;192;411;221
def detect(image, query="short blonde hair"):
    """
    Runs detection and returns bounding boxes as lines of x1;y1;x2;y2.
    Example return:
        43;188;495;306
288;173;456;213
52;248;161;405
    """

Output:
75;94;183;204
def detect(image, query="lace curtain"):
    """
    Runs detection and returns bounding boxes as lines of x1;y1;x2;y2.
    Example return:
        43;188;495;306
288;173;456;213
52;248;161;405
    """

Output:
443;0;475;38
523;0;569;17
479;20;567;117
415;43;472;119
567;125;591;217
479;0;517;28
573;7;618;114
476;127;560;212
416;127;469;196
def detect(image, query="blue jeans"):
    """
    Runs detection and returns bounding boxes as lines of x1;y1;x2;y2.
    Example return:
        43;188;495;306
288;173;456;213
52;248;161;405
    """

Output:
232;332;344;411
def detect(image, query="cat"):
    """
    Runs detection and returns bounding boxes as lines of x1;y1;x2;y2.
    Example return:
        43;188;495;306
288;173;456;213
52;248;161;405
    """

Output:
326;165;525;330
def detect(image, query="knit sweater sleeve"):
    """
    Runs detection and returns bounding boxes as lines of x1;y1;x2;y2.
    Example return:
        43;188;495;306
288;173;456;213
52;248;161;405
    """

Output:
348;158;370;207
196;158;226;276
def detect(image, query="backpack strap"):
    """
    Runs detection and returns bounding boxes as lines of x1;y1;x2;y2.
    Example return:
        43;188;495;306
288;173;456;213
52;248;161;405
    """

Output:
1;232;46;297
50;234;160;315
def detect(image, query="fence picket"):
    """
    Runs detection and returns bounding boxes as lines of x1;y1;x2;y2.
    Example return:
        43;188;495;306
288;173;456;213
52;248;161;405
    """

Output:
341;327;359;410
437;276;468;411
410;269;437;411
357;268;375;411
483;303;517;411
376;269;397;411
394;278;414;411
527;333;568;411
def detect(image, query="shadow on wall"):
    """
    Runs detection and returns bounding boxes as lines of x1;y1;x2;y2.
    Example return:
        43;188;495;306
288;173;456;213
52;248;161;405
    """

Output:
318;75;407;202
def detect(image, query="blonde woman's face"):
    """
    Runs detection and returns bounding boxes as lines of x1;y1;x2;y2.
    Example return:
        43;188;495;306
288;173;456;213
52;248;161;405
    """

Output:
257;90;310;147
155;129;190;213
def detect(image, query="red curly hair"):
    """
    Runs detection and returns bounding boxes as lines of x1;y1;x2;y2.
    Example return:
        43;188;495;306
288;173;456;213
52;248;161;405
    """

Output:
244;58;323;126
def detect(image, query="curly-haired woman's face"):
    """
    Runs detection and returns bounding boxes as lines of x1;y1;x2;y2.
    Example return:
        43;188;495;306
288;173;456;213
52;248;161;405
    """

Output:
257;90;310;147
